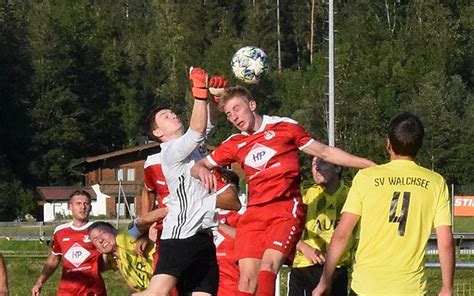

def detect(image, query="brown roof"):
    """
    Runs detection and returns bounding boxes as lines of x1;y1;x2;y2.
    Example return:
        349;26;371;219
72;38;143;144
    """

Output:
85;142;160;163
37;187;97;202
69;142;162;174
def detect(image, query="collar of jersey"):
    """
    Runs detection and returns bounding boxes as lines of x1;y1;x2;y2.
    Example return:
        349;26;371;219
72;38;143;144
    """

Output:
390;159;417;166
69;221;92;231
241;115;270;136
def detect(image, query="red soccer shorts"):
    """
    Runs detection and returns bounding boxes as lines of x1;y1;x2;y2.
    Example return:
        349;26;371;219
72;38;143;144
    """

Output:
234;197;306;262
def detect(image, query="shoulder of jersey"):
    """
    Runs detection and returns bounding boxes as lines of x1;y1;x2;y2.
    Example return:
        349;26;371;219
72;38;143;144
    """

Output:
415;163;446;181
221;116;299;144
265;115;299;125
222;133;243;144
53;221;74;234
53;221;93;234
144;152;163;168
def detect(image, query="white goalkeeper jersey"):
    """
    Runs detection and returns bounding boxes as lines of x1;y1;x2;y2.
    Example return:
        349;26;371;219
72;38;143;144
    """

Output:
160;128;218;239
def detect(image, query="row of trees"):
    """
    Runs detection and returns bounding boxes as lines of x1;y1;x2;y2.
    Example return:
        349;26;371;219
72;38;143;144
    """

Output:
0;1;473;220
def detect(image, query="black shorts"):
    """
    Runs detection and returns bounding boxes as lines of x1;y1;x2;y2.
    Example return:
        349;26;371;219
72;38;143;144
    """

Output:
288;265;348;296
155;232;219;294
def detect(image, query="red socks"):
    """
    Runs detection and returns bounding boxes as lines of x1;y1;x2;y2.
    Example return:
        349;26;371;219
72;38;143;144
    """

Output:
256;270;277;296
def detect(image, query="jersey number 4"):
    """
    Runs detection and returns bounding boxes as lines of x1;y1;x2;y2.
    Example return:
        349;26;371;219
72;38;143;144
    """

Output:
388;191;411;236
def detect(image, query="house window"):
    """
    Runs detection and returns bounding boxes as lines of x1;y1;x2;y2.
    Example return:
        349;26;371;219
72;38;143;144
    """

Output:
116;168;135;181
116;168;124;181
126;168;135;181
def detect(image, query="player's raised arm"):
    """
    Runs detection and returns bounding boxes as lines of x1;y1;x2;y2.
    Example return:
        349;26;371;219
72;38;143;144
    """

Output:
188;67;210;135
189;69;228;135
302;140;376;169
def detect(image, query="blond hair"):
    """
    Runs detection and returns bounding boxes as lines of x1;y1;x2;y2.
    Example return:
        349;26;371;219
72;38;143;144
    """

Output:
218;86;254;112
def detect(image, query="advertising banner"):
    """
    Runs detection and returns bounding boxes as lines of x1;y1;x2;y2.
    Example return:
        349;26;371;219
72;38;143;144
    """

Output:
453;196;474;216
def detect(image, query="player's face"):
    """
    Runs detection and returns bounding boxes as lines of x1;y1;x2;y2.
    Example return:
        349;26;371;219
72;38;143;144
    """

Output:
223;96;257;133
69;195;91;223
152;109;183;140
312;158;338;185
89;228;116;254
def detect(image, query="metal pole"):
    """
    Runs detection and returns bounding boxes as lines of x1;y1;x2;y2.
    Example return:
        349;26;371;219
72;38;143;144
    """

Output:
451;183;455;233
116;180;122;228
276;0;282;73
328;0;335;146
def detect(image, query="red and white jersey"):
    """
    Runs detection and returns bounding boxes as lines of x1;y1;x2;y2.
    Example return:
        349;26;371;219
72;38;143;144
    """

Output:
51;221;106;296
144;152;170;205
214;209;241;256
213;209;243;296
144;153;169;262
208;115;313;206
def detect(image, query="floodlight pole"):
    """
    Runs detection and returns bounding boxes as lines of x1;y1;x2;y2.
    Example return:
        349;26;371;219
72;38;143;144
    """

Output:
328;0;335;147
276;0;282;73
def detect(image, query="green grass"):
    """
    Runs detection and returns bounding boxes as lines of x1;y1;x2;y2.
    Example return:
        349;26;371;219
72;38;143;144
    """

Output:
4;256;128;296
453;217;474;233
1;238;473;295
1;240;129;295
0;221;131;240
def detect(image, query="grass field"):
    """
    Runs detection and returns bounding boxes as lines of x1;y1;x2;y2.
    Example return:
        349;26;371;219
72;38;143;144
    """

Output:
0;217;472;295
1;240;473;296
453;217;474;233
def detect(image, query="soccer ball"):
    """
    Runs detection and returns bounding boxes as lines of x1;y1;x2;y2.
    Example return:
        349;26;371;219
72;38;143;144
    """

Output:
231;46;269;84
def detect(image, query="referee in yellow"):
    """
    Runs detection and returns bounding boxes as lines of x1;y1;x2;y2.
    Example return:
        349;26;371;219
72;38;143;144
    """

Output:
313;112;454;296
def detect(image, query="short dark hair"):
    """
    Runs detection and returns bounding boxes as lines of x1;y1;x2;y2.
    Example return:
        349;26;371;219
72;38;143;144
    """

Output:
388;112;424;157
220;168;240;187
218;86;254;112
145;106;169;141
69;190;92;203
88;221;117;236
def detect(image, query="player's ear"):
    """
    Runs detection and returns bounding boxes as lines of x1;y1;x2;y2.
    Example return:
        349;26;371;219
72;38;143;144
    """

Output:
249;100;257;111
152;128;164;140
386;139;392;153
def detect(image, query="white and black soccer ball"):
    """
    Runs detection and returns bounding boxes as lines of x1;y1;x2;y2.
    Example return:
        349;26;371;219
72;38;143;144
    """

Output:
231;46;269;84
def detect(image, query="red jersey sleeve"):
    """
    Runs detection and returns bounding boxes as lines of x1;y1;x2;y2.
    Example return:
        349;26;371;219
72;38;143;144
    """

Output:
144;167;155;192
51;230;61;255
211;168;232;194
289;121;313;149
207;135;240;167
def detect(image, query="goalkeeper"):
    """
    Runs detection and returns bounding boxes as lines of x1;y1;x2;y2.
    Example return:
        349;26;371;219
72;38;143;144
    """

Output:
133;67;238;296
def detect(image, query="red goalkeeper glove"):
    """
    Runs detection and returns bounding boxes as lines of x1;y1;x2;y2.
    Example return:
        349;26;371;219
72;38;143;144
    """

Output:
189;67;209;100
208;76;228;103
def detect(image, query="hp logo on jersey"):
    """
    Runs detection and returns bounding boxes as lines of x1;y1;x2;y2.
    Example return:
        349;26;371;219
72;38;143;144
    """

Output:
245;143;276;171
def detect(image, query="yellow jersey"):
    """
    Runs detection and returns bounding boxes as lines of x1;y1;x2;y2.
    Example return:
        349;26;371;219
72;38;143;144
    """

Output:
343;160;451;295
111;232;155;292
292;182;354;268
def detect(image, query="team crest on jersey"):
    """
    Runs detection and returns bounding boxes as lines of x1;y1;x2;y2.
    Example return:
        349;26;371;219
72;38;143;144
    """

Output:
83;235;91;243
264;130;275;140
244;143;276;171
64;242;91;268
